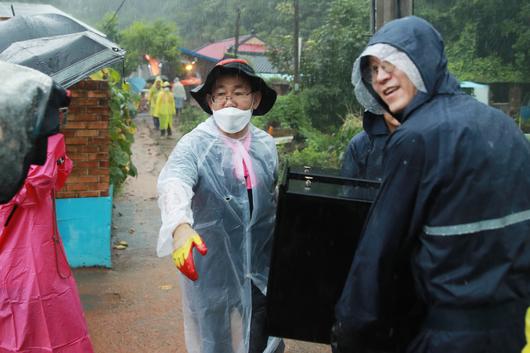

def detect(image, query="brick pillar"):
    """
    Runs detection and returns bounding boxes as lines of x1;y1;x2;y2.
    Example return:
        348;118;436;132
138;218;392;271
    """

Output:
57;80;111;198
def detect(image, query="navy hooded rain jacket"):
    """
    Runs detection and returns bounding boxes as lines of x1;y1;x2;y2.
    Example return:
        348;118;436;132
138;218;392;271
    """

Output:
341;112;389;182
335;16;530;353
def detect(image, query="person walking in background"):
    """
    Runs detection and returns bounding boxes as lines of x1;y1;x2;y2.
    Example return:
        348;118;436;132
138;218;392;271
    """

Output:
155;81;176;137
333;16;530;353
172;77;187;121
157;59;283;353
149;78;162;130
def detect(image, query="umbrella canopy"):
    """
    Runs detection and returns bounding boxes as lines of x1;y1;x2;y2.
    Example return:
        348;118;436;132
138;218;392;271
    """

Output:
0;2;103;36
0;13;98;52
0;13;124;88
127;76;147;93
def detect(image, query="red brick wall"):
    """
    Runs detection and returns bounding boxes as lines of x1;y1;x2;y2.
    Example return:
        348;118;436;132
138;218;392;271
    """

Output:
57;80;111;199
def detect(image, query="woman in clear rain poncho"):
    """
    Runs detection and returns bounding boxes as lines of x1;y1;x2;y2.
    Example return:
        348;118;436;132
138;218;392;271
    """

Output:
157;58;284;353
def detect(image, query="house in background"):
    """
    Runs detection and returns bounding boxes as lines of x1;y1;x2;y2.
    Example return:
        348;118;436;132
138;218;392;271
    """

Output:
487;82;530;118
460;80;530;120
180;32;289;95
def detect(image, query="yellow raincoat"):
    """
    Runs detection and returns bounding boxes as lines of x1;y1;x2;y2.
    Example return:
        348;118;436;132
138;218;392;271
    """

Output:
523;307;530;353
149;78;163;116
155;89;175;130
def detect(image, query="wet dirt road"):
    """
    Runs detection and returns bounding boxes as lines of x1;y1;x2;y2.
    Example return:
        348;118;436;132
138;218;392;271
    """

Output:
74;113;331;353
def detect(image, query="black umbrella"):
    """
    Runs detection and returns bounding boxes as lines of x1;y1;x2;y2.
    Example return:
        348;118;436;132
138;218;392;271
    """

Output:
0;14;124;88
0;13;101;52
0;31;125;88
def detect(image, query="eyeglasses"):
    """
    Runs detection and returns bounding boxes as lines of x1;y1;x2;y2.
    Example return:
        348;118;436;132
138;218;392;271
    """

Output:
210;91;253;105
366;60;396;82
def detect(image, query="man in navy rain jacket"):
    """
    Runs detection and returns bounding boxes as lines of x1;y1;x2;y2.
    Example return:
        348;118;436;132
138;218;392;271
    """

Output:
333;16;530;353
341;111;400;181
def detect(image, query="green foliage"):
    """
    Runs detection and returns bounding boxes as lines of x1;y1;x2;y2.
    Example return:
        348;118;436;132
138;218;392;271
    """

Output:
106;69;138;192
416;0;529;82
179;106;209;135
170;0;327;49
282;112;363;169
299;0;369;129
120;20;182;75
267;34;295;76
96;12;121;43
285;132;341;168
35;0;527;85
262;93;311;132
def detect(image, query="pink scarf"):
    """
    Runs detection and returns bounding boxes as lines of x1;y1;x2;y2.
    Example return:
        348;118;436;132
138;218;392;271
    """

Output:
222;133;256;189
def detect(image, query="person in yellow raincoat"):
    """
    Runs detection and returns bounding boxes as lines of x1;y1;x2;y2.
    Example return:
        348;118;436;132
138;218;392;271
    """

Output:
155;81;176;137
149;78;163;130
524;308;530;353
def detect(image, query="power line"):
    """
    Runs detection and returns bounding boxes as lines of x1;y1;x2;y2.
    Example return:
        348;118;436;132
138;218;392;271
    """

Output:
106;0;127;27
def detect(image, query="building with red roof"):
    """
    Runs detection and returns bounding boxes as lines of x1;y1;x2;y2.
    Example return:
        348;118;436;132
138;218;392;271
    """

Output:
179;33;286;91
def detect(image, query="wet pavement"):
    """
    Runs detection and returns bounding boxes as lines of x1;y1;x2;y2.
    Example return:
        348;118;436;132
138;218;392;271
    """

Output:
73;113;331;353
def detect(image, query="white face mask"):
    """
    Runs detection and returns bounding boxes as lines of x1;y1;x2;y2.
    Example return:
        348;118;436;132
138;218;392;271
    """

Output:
212;107;252;134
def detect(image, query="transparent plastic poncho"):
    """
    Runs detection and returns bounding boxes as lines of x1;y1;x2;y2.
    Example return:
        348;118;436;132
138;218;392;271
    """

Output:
157;117;281;353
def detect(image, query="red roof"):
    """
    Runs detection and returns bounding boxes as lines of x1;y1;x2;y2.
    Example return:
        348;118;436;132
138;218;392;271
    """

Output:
195;35;267;60
238;43;265;53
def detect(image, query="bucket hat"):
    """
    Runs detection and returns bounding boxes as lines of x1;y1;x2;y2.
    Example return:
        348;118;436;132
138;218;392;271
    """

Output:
191;58;277;116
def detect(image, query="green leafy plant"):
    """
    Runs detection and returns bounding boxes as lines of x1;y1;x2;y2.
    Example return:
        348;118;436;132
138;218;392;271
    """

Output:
106;69;139;192
262;93;311;132
279;111;363;170
119;20;182;76
179;105;208;135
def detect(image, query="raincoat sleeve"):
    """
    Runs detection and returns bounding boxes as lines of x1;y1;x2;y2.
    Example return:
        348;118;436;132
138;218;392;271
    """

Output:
335;129;426;348
157;133;200;257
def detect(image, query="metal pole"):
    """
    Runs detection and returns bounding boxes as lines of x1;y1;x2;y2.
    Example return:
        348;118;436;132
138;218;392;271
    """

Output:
374;0;413;31
370;0;376;33
293;0;300;91
234;7;241;58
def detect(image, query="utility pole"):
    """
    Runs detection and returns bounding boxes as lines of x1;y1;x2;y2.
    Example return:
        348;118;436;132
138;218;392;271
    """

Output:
372;0;414;33
293;0;300;91
234;7;241;58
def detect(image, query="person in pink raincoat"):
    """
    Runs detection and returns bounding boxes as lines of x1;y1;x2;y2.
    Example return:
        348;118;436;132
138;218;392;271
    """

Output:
0;133;94;353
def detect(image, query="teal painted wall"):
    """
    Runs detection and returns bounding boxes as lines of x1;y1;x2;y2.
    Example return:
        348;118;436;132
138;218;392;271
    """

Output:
56;192;113;268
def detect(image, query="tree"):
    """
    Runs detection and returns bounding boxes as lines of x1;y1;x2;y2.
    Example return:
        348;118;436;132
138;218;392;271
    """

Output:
96;12;121;43
298;0;370;130
119;20;182;76
416;0;529;82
